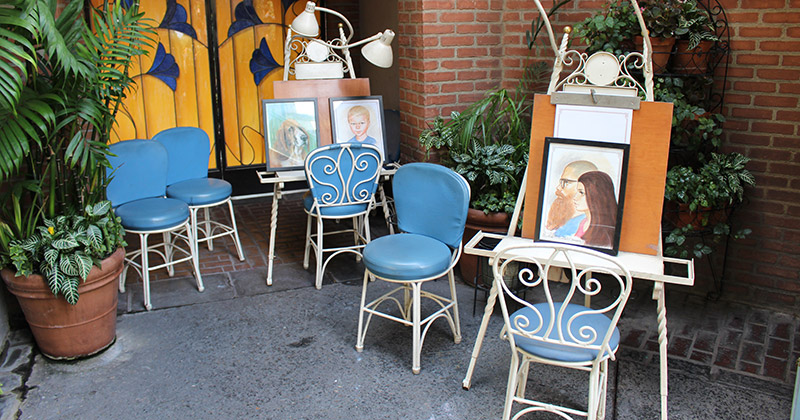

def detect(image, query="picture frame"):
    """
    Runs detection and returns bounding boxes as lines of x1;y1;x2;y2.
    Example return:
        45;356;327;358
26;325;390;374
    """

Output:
263;98;320;171
329;96;387;161
535;137;630;255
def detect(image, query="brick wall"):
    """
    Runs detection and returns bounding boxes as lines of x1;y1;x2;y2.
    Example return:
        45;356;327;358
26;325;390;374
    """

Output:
395;0;800;312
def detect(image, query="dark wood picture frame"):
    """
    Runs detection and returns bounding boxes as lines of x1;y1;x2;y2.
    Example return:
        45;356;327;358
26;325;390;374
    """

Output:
535;137;630;255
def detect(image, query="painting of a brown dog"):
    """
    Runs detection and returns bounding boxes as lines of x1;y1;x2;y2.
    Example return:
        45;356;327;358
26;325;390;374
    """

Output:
269;119;311;168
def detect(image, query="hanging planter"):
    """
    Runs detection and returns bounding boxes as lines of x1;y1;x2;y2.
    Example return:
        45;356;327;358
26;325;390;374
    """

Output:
636;36;675;74
671;39;714;74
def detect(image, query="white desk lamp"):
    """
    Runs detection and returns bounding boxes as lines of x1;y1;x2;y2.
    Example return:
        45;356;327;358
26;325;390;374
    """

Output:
283;1;395;80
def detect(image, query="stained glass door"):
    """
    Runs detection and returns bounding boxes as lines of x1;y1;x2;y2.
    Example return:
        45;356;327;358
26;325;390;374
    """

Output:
104;0;304;193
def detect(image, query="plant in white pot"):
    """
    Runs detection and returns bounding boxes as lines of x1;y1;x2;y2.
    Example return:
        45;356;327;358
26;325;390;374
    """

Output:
0;0;154;358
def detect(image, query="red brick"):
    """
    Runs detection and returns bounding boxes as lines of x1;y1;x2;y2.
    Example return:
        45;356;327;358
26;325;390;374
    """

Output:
757;68;800;81
762;12;800;24
735;54;780;66
441;36;475;47
440;11;476;22
733;81;777;93
739;27;783;38
751;122;796;135
731;107;773;120
714;347;738;369
788;27;800;38
763;356;788;380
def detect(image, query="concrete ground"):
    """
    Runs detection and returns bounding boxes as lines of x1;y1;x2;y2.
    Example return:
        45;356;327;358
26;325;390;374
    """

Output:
0;196;796;419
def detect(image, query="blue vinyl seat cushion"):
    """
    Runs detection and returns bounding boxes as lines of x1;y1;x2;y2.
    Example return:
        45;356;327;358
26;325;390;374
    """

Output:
510;303;620;363
115;197;190;231
166;178;232;206
363;233;452;281
303;193;369;217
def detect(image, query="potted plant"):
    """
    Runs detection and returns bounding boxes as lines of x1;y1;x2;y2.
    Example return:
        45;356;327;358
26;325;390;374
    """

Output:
663;152;755;258
574;0;640;56
637;0;685;72
419;85;531;283
671;0;720;73
0;0;154;358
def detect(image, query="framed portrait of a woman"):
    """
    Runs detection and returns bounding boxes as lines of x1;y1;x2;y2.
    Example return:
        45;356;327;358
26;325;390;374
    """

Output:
535;137;630;255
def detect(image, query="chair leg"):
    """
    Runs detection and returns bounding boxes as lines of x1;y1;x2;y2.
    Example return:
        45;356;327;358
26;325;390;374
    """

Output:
516;359;530;398
303;213;312;270
448;269;462;343
597;359;609;420
411;281;422;374
202;207;214;251
588;361;601;420
186;221;204;293
163;232;174;277
140;233;153;311
314;216;324;290
227;200;245;261
502;352;521;420
119;259;129;293
355;270;370;352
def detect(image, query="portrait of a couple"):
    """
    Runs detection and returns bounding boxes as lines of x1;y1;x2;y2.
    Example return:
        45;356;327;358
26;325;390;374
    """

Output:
537;138;629;255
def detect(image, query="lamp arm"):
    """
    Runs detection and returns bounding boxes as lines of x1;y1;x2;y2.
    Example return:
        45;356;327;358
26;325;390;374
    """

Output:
313;5;354;43
531;0;559;56
325;32;384;50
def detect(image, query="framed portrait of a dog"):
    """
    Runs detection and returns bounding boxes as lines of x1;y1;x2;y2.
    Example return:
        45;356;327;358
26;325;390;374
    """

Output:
263;98;320;171
535;137;630;255
329;96;387;161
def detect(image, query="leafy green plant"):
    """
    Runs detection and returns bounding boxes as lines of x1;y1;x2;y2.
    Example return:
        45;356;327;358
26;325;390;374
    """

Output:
676;0;719;49
640;0;686;39
8;201;126;304
419;86;531;213
663;152;755;258
655;77;723;160
0;0;154;301
573;0;640;55
664;152;755;211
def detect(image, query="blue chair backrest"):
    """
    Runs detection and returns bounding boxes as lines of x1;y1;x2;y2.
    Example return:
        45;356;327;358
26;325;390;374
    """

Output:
106;139;168;207
305;143;382;208
393;163;470;249
152;126;210;185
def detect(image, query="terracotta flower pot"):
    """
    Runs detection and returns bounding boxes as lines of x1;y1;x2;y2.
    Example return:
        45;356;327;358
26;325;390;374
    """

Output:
671;40;714;74
636;36;675;74
1;247;124;359
664;202;731;230
459;209;511;286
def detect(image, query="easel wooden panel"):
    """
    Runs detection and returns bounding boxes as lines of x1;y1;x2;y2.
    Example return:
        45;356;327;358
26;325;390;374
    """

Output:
273;78;370;146
520;94;673;255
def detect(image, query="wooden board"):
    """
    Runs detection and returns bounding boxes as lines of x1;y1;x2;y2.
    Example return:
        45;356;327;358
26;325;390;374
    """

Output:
273;78;371;146
521;94;673;256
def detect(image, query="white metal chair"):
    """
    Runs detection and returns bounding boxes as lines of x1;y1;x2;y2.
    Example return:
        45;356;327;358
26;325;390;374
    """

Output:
303;143;382;289
356;162;470;374
153;127;245;262
107;139;203;311
493;243;633;420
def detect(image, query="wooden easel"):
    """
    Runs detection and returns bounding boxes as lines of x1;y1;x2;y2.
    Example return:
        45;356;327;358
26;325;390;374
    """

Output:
460;2;694;419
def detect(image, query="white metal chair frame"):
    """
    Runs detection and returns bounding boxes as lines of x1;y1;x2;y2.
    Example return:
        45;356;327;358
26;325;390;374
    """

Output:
189;196;245;261
303;144;382;289
120;221;204;311
494;244;633;420
356;243;464;375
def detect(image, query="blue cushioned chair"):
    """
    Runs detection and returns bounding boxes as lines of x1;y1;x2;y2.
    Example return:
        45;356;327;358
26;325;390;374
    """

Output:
153;127;245;262
492;243;633;420
107;139;203;311
356;162;470;374
303;143;382;289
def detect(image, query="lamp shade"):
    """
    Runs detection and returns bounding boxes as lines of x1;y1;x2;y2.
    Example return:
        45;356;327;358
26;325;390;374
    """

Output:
290;1;319;37
361;29;395;68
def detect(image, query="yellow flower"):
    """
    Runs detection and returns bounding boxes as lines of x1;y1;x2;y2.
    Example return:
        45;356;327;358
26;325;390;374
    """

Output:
48;227;55;235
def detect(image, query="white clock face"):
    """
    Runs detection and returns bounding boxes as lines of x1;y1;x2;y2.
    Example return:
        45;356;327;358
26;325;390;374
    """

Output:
584;52;620;86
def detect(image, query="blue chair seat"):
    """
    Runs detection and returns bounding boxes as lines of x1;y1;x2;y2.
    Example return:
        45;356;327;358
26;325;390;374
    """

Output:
510;302;620;363
303;194;369;217
363;233;452;281
115;197;190;231
166;178;232;206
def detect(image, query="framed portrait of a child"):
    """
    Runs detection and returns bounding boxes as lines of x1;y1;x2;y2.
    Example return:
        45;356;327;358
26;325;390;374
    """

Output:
329;96;387;161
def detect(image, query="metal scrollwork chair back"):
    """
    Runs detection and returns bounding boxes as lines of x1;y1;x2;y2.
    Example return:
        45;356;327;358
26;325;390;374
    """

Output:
494;243;633;420
303;143;383;289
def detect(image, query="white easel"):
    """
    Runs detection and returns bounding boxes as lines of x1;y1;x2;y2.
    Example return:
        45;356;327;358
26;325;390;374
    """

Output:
460;2;694;419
